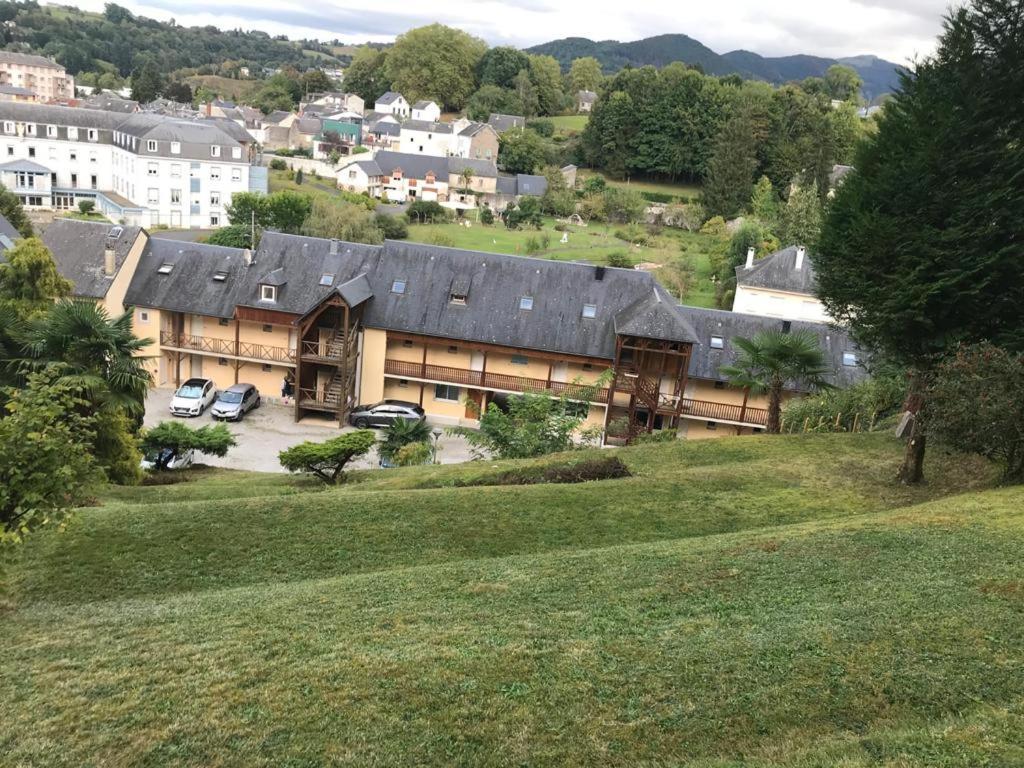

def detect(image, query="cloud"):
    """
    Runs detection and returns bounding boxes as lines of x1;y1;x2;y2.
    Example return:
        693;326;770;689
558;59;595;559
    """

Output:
68;0;950;62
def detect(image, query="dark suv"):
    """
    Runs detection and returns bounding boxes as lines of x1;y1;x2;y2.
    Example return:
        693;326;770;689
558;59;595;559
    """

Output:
348;400;426;428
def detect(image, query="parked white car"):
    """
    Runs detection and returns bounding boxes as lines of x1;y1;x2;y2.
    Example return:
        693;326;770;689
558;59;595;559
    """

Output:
169;378;218;417
140;447;195;471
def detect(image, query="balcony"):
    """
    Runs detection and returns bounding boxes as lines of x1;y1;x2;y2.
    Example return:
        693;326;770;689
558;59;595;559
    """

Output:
385;358;610;403
613;373;768;427
159;331;296;365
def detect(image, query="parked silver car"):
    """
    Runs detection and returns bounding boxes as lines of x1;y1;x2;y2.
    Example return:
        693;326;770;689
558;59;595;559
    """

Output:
211;383;261;421
348;399;425;428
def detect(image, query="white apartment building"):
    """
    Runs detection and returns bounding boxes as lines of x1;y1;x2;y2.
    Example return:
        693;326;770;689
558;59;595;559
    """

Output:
0;52;74;102
0;102;266;228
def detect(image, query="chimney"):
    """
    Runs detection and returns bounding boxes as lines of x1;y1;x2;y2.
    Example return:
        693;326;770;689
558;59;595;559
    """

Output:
243;248;253;267
330;238;339;255
594;265;606;281
744;247;755;269
795;246;806;271
103;247;116;276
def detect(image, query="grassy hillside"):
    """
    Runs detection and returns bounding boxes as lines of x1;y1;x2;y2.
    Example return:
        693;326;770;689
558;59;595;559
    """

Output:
3;434;1022;766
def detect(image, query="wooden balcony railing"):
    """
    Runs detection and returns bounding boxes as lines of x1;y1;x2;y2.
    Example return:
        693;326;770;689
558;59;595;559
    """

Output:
679;398;768;426
160;331;296;364
384;359;611;403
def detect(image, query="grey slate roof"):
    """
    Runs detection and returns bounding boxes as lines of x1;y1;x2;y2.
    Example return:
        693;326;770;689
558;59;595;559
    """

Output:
735;245;818;295
402;120;452;134
0;51;62;68
264;110;292;125
295;117;322;135
412;100;436;110
371;151;497;180
0;211;20;251
577;90;597;102
81;93;139;113
110;231;865;378
348;159;383;176
0;85;35;97
496;176;517;196
376;92;404;105
0;158;51;173
40;219;142;300
457;121;491;137
488;113;525;133
516;174;547;196
683;307;864;388
367;120;400;137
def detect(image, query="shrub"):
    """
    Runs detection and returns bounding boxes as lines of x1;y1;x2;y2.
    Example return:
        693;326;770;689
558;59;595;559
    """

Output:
374;213;408;239
378;418;430;463
524;235;543;255
527;118;555;137
278;430;375;483
634;429;678;444
928;343;1024;482
294;169;304;185
483;456;631;485
406;200;451;224
394;441;432;467
352;146;370;155
426;231;456;247
269;158;287;171
479;206;495;225
540;232;551;250
639;190;677;204
700;215;728;237
582;175;607;195
553;222;567;232
606;251;632;268
77;199;95;215
782;375;904;434
614;223;653;246
602;187;646;224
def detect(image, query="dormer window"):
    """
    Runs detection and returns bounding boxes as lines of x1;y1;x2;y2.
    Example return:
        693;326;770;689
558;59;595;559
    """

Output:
391;279;406;294
157;263;174;275
211;146;221;157
319;274;334;286
171;141;181;154
450;292;467;305
213;270;228;282
843;352;858;367
710;336;724;349
581;303;597;319
147;140;157;152
261;285;277;302
519;296;533;310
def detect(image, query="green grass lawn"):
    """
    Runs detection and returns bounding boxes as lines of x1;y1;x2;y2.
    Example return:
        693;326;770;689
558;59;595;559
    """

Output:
548;114;589;135
4;434;1023;765
578;168;703;200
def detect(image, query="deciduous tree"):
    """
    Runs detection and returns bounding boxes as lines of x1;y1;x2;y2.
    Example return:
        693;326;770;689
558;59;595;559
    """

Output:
385;24;486;110
569;56;603;93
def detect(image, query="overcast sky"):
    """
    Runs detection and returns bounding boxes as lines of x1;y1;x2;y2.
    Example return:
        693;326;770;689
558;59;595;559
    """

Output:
63;0;954;64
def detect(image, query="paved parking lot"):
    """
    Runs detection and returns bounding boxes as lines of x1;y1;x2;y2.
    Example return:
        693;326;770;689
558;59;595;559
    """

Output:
144;388;475;472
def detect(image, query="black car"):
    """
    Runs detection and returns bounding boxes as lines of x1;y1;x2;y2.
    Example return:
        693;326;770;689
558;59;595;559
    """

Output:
348;399;426;428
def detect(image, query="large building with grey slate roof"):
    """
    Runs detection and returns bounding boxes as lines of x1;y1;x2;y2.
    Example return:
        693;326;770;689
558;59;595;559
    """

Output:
0;101;266;228
733;245;833;324
38;219;866;440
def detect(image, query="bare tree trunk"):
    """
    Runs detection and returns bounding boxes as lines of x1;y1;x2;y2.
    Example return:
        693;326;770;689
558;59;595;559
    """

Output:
897;371;927;485
767;381;783;434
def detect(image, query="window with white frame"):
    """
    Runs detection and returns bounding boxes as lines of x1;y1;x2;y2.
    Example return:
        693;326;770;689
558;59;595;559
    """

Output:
170;141;181;154
46;125;56;137
434;383;460;402
137;310;149;323
67;127;78;140
231;168;241;182
25;123;35;136
210;166;221;180
260;285;277;302
147;162;158;176
3;121;13;133
147;140;157;152
87;129;97;141
170;163;181;178
147;188;159;204
210;214;220;226
231;147;241;159
211;145;221;157
170;189;181;204
710;336;725;349
210;191;220;206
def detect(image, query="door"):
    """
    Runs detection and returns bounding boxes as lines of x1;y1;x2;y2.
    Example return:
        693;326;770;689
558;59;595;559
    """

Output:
170;210;181;227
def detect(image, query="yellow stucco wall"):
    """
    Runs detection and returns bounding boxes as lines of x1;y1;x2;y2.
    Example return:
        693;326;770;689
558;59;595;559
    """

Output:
103;232;149;316
359;328;388;405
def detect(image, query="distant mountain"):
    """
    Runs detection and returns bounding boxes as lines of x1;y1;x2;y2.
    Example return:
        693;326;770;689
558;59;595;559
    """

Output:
526;34;904;101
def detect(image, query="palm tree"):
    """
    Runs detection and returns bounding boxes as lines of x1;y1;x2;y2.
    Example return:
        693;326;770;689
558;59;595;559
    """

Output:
18;300;153;417
720;329;832;433
378;417;431;463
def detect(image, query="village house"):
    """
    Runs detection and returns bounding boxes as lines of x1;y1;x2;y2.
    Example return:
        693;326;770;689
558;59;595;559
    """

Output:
732;245;833;324
362;115;401;151
449;119;499;161
374;92;410;119
338;151;498;208
399;120;453;156
411;100;441;122
300;91;365;116
0;101;265;228
576;90;597;113
493;173;549;209
37;222;864;439
0;51;74;102
0;84;37;103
